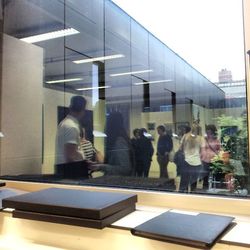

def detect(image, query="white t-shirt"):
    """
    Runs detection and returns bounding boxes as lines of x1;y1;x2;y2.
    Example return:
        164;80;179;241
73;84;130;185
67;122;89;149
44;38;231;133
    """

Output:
182;133;205;166
55;115;85;164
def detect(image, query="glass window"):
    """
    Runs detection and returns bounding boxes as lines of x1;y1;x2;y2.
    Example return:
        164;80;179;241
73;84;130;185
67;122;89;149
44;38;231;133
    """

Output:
0;0;249;198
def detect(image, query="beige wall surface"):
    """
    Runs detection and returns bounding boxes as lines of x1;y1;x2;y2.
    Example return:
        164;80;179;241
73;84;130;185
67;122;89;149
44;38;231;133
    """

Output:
0;34;43;175
0;33;94;175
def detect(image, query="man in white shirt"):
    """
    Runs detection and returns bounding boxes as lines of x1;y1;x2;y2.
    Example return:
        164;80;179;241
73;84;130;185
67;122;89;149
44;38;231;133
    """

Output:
55;96;87;165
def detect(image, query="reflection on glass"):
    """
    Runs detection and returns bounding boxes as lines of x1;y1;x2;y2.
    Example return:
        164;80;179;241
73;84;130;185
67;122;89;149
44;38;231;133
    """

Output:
0;0;248;197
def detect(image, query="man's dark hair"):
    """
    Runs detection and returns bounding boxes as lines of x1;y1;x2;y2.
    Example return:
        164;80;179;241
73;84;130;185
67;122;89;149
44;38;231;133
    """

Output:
184;125;191;133
69;96;87;112
157;125;165;132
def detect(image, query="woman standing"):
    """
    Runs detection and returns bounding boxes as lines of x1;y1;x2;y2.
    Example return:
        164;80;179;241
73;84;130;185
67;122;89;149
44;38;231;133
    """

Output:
201;124;221;189
179;124;205;192
93;112;135;176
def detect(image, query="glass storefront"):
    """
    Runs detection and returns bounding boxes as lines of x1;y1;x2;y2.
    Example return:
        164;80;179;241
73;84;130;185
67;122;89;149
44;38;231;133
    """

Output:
0;0;248;197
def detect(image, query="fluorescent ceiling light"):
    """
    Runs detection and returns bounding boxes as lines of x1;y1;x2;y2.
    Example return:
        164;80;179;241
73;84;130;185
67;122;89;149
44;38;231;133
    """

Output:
76;86;111;91
73;54;124;64
0;132;4;138
110;69;153;77
133;79;172;85
93;130;107;137
20;28;79;43
46;78;83;84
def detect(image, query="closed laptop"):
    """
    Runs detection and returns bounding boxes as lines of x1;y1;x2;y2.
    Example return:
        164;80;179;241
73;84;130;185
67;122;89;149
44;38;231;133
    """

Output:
2;188;137;220
131;210;234;249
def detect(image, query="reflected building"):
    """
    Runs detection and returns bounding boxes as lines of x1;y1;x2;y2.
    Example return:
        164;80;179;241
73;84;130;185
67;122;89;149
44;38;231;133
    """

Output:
215;79;246;108
218;68;233;83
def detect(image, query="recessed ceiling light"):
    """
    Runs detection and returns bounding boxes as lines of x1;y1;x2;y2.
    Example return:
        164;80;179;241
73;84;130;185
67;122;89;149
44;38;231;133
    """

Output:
20;28;79;43
110;69;153;77
46;78;83;84
133;79;172;85
73;54;124;64
76;86;111;91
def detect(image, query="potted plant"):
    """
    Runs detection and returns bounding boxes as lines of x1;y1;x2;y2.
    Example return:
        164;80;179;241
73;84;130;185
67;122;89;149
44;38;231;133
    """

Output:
210;151;235;189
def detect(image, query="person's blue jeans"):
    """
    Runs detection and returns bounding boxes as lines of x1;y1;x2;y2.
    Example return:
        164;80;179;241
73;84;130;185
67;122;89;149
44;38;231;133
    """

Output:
179;161;202;192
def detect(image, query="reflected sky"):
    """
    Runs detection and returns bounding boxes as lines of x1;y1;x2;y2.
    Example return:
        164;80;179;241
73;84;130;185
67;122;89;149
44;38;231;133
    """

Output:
112;0;245;82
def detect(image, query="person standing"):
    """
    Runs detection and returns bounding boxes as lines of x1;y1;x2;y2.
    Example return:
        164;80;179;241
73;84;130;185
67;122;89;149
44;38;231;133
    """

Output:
55;96;87;165
156;125;173;178
93;112;135;176
201;124;221;189
179;124;205;192
131;128;140;150
80;127;104;163
80;127;96;161
135;128;154;177
131;128;140;176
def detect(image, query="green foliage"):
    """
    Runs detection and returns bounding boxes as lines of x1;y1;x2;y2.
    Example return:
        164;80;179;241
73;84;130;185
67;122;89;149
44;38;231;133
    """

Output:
214;114;248;161
210;160;234;175
214;115;246;132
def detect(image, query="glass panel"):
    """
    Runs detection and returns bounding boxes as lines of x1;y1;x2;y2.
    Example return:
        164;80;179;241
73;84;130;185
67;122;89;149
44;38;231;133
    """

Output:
0;0;248;198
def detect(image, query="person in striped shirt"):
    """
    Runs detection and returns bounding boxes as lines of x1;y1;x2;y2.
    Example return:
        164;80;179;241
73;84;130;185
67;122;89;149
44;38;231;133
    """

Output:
80;127;96;161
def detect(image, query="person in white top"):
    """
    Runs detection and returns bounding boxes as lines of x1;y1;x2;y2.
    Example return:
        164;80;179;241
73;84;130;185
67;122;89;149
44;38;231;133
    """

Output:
179;124;205;192
55;96;87;165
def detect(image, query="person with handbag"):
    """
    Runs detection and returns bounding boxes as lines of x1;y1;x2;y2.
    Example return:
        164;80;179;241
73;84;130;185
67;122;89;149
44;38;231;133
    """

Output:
179;124;205;192
174;125;191;176
201;124;221;189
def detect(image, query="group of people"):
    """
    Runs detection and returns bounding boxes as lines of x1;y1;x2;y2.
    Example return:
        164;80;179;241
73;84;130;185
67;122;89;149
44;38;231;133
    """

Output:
131;125;174;178
55;96;135;176
55;96;220;192
131;128;154;177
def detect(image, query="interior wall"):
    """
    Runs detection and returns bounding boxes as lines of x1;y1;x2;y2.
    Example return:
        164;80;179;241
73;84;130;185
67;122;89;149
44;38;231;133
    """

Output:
176;103;192;124
93;99;106;158
0;34;43;175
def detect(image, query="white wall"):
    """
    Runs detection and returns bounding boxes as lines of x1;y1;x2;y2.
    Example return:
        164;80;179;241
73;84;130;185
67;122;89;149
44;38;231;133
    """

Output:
0;34;43;175
0;34;93;175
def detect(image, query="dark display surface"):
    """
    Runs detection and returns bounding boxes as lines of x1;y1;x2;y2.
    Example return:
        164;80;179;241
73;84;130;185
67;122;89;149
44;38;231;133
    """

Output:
13;204;135;229
0;175;176;192
2;188;137;220
131;211;234;248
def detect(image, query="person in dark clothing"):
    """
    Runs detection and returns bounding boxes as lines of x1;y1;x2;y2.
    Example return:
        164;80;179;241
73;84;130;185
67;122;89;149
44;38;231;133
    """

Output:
156;125;173;178
131;129;140;148
135;128;154;177
92;112;135;176
131;128;140;176
176;125;191;176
